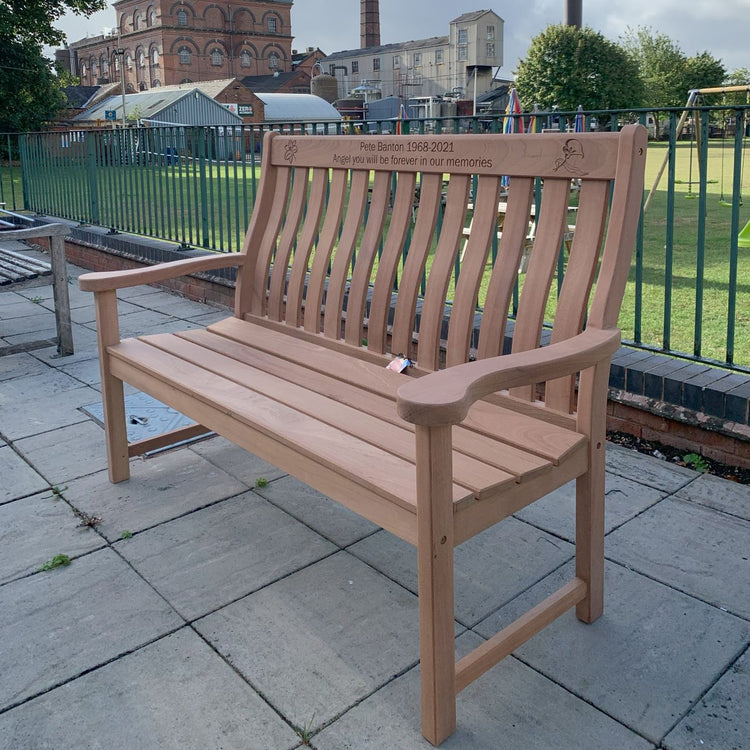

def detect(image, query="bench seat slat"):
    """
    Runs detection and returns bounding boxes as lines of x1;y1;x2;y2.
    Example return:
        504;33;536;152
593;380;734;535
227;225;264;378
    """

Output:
175;328;555;482
208;316;586;466
107;337;474;513
140;332;515;499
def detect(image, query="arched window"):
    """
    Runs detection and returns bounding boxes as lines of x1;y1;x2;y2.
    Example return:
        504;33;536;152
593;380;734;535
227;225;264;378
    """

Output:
177;9;187;26
211;48;223;66
138;51;146;68
125;52;132;70
139;81;147;91
134;12;141;30
268;52;279;69
80;63;87;77
240;50;252;68
152;48;159;66
267;16;277;32
180;78;193;84
178;47;191;64
152;79;161;87
149;10;157;26
126;82;135;92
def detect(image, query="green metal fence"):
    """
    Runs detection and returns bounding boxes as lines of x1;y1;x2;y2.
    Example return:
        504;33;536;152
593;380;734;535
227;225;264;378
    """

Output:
3;105;749;372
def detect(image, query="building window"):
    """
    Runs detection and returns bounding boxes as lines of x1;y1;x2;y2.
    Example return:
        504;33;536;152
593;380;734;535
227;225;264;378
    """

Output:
139;81;147;91
393;55;400;69
125;53;132;69
211;48;223;66
267;16;277;32
101;58;108;73
351;60;359;73
138;51;146;68
458;46;467;61
487;25;495;41
372;57;380;71
152;49;159;66
178;47;191;64
457;29;468;44
240;51;252;67
152;79;161;87
268;52;279;69
134;12;141;30
486;43;495;58
81;63;87;77
177;9;187;26
435;49;443;64
149;10;157;27
413;52;421;67
114;56;120;72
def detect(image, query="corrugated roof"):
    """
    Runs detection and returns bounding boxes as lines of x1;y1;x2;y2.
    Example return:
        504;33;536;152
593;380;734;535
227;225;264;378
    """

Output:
254;93;341;122
74;89;242;125
154;79;237;98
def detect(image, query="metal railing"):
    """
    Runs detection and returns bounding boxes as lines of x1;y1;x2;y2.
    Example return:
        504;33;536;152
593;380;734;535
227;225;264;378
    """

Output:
2;104;749;372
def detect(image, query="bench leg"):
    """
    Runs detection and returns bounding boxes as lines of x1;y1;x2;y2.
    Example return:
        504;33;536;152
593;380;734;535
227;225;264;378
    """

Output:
94;290;130;483
575;363;608;623
415;424;456;745
49;235;73;356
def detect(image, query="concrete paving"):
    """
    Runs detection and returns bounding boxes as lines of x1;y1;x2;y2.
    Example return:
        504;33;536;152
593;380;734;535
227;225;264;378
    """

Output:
1;254;749;750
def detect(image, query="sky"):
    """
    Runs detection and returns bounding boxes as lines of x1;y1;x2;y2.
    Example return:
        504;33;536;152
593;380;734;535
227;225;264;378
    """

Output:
52;0;748;80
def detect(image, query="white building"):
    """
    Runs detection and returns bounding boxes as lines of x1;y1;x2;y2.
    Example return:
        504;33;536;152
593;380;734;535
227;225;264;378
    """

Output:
322;10;503;101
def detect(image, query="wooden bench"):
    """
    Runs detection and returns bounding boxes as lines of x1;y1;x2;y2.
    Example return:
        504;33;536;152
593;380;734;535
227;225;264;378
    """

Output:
79;125;647;745
0;223;74;357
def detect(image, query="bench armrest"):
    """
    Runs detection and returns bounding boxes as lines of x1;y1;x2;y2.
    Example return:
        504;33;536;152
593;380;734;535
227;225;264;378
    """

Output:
0;223;70;240
396;327;621;426
79;253;245;293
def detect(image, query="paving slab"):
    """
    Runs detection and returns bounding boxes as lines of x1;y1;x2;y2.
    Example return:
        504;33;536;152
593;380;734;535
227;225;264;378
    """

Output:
189;434;286;486
0;309;59;337
0;491;105;584
0;547;183;711
350;518;574;627
0;444;48;504
0;351;51;381
475;561;750;743
64;449;248;541
606;442;698;493
314;632;653;750
673;473;750;521
0;294;49;320
129;293;218;319
664;646;750;750
0;367;83;402
57;355;104;387
606;497;750;619
69;297;142;325
0;384;99;440
0;628;301;750
117;492;336;620
195;551;421;732
515;471;666;541
255;474;380;547
14;420;109;483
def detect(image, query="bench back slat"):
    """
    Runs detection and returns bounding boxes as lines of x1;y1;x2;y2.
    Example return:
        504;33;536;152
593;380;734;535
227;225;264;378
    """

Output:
267;167;309;321
238;127;647;417
390;172;443;358
344;170;392;346
418;174;471;371
475;176;534;360
285;168;329;327
445;175;502;367
303;169;348;333
366;171;417;354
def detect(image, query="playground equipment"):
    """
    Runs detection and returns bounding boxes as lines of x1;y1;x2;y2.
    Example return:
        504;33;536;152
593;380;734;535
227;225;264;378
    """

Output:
739;219;750;247
644;85;750;213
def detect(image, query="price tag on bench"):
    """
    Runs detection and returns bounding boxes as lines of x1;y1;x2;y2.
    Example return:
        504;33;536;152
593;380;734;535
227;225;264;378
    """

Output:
386;355;412;373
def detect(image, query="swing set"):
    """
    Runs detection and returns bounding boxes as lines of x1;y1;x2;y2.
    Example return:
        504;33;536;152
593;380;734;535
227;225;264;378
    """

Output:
644;84;750;210
643;85;750;246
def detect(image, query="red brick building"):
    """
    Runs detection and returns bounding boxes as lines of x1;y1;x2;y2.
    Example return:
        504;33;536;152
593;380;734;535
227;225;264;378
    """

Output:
66;0;294;92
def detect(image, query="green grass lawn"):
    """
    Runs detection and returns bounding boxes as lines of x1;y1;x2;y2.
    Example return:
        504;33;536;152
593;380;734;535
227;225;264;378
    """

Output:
619;141;750;367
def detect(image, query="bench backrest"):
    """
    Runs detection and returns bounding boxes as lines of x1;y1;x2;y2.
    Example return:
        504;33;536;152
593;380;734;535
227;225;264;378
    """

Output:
235;125;647;415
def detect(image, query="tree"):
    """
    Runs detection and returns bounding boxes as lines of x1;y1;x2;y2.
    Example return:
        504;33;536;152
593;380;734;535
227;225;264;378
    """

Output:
515;25;643;114
0;0;106;132
621;26;725;106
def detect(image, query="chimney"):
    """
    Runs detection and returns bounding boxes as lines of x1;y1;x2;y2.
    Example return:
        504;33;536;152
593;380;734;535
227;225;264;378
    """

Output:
360;0;381;48
565;0;582;28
